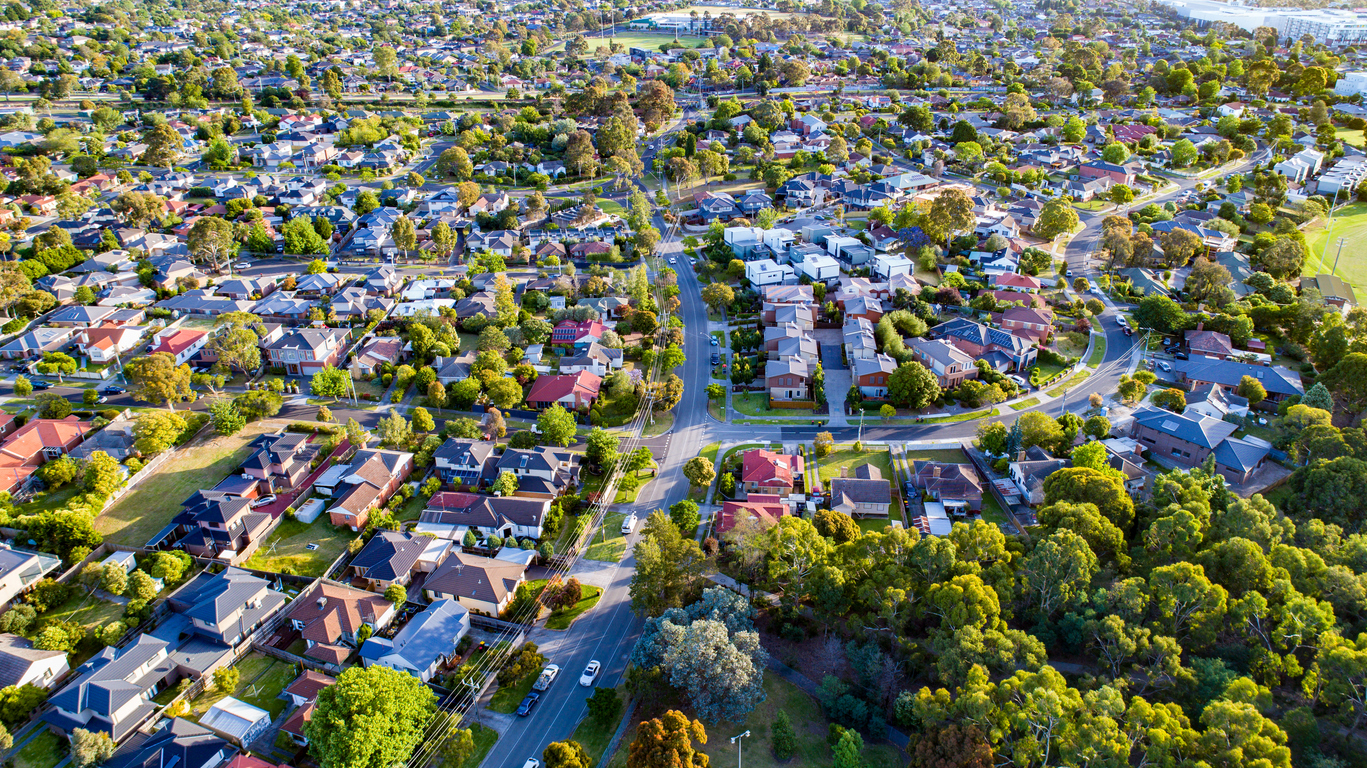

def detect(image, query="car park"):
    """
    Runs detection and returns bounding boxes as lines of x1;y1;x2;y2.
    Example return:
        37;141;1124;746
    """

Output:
516;693;540;716
580;660;601;686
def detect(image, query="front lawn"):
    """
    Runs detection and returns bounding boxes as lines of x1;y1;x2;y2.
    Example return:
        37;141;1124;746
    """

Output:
545;584;603;630
243;514;356;577
96;420;279;546
732;392;816;418
488;663;544;714
460;723;499;768
571;686;627;766
1087;336;1107;367
817;447;894;485
583;512;628;563
1008;397;1041;411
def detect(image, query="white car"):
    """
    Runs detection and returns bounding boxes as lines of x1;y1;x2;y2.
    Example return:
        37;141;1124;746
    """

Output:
580;660;601;686
233;262;251;270
1116;316;1129;328
1007;374;1028;388
250;494;278;508
621;514;638;535
523;759;540;768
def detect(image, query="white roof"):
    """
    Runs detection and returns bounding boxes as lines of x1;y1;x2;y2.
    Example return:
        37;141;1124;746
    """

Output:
200;696;270;741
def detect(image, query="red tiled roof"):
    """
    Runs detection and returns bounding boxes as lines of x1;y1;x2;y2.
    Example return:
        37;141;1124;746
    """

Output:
526;371;601;404
150;329;207;356
717;495;789;533
740;449;802;488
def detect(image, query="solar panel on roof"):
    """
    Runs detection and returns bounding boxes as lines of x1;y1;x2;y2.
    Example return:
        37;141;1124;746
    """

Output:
1161;420;1179;431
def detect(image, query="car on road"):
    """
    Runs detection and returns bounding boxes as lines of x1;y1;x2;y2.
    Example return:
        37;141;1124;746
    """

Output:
580;660;601;686
234;262;250;270
250;495;278;508
101;385;125;395
523;760;539;768
1123;328;1134;337
516;693;540;717
710;336;719;346
1116;316;1129;328
622;514;638;535
532;664;560;691
31;381;51;390
96;395;107;403
711;353;720;365
1157;361;1172;373
668;257;676;263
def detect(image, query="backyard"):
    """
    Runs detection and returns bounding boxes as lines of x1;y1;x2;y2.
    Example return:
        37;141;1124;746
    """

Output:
816;446;894;486
96;420;278;546
12;730;66;768
243;514;356;577
1304;202;1367;296
186;653;296;721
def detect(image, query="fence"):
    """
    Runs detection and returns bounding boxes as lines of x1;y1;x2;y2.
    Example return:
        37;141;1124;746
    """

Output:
965;447;1028;539
252;640;343;676
101;419;214;511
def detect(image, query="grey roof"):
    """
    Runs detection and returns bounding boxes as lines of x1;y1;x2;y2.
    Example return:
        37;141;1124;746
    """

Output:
1131;406;1238;449
358;599;469;673
1172;358;1305;397
106;717;237;768
172;567;271;625
933;317;1031;354
0;633;65;687
1213;437;1271;473
48;635;173;732
352;531;432;583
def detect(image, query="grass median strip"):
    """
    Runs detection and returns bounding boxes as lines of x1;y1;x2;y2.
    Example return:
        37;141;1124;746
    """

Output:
1008;397;1041;411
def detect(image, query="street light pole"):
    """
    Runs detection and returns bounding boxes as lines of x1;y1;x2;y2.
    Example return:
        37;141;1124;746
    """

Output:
730;731;750;768
1333;236;1347;276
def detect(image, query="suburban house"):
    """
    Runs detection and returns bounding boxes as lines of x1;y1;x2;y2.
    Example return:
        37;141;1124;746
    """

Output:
348;531;446;592
854;354;899;399
0;547;61;611
1008;446;1069;506
164;568;286;649
1169;358;1305;405
239;432;319;493
558;343;623;376
909;461;984;512
284;582;396;666
266;328;348;376
740;449;804;495
494;447;581;497
433;439;498;487
424;552;527;615
75;324;145;363
164;494;275;564
0;634;69;689
766;357;812;402
907;339;978;388
1128;406;1271;483
349;337;405;378
1184;327;1236;359
0;417;95;495
104;718;237;768
525;371;601;411
44;635;179;741
716;495;790;534
932;318;1038;372
998;306;1054;345
359;599;469;682
550;321;606;348
419;492;552;541
329;449;415;530
829;464;892;518
149;328;209;366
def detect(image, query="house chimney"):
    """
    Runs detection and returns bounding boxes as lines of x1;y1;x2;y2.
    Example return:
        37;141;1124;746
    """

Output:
840;467;848;478
1016;450;1026;462
1196;321;1204;331
932;465;941;478
317;596;326;609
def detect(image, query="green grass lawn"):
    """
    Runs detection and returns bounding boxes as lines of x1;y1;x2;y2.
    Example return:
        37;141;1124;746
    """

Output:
13;730;66;768
40;590;125;636
732;392;816;418
1008;397;1041;411
188;653;296;720
980;493;1008;525
1304;202;1367;296
461;723;499;768
921;407;998;424
96;420;279;546
1087;336;1107;367
488;664;544;713
641;411;674;437
818;447;894;486
571;686;627;766
1047;370;1092;397
904;449;968;464
14;484;82;517
243;514;357;577
584;512;628;563
545;584;603;630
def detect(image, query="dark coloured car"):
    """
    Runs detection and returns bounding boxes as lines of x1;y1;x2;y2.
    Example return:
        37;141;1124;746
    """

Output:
516;693;540;717
31;381;51;390
101;386;125;395
1173;351;1189;360
711;353;720;365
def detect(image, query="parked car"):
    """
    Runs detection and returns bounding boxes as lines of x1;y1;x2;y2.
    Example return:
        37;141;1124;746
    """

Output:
1173;351;1189;360
621;514;638;535
1157;360;1172;373
516;693;540;717
1116;316;1129;328
1007;374;1029;388
711;353;720;365
250;494;278;508
96;395;107;404
523;760;540;768
234;262;251;270
710;337;719;346
580;660;601;686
